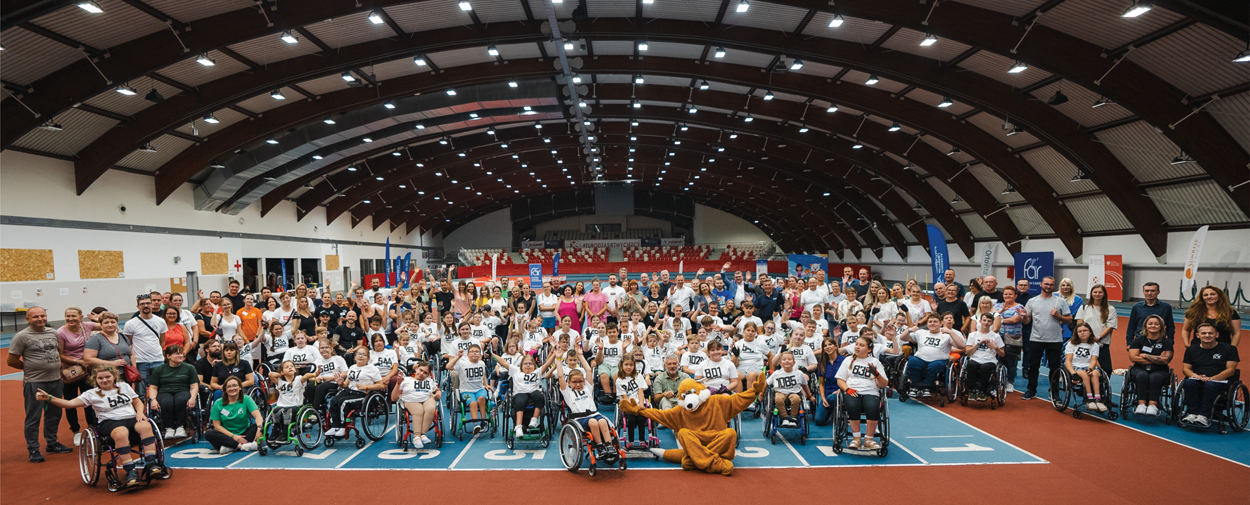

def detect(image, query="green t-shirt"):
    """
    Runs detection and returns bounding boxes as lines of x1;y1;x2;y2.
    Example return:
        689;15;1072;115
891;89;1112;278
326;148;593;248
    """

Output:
148;362;200;395
211;396;258;435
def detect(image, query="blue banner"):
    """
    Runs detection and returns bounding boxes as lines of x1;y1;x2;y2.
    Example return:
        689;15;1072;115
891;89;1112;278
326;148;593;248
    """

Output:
384;238;392;288
279;259;287;292
787;254;828;280
401;252;412;289
529;264;543;288
926;224;949;286
552;253;560;277
1013;252;1054;296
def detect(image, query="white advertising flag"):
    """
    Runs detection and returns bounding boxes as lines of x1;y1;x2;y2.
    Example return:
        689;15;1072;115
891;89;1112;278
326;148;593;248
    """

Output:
979;244;996;277
491;253;498;280
1181;225;1208;292
1086;254;1105;297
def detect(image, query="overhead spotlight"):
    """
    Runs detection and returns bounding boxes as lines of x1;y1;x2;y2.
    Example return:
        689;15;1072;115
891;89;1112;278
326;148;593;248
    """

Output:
904;162;916;170
578;100;587;108
1170;152;1196;165
446;88;457;96
822;192;831;196
341;71;356;82
413;56;427;66
383;102;395;109
1009;60;1028;74
631;136;638;141
851;140;863;149
78;1;104;13
534;123;543;129
265;136;278;145
1047;90;1069;105
638;41;649;51
572;75;582;83
311;155;323;160
1001;186;1017;195
736;0;749;13
950;195;964;204
500;143;509;148
115;83;137;96
564;40;575;51
280;30;299;44
195;53;215;66
459;1;472;11
439;138;449;145
363;199;372;204
937;96;953;108
947;147;961;156
391;151;401;157
303;183;316;189
688;105;699;113
1007;126;1025;136
415;123;425;129
763;90;774;100
729;132;738;139
139;143;157;153
699;80;710;90
458;152;467;157
1092;96;1114;108
714;47;726;58
827;104;838;113
508;81;518;88
717;145;725;152
38;121;63;131
888;122;901;132
1235;49;1250;63
680;124;689;131
1120;0;1151;18
270;89;285;100
469;112;479;118
865;74;879;85
633;101;642;108
672;140;681;145
368;9;385;24
583;120;591;125
210;162;226;168
487;45;499;56
920;34;938;47
362;137;373;143
828;14;845;27
790;59;804;70
202;114;220;124
743;115;753;122
635;75;645;84
1070;171;1090;183
486;129;496;135
144;88;165;103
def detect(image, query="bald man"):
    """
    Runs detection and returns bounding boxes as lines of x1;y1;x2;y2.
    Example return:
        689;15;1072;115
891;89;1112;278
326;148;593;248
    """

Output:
976;276;1004;306
8;307;73;462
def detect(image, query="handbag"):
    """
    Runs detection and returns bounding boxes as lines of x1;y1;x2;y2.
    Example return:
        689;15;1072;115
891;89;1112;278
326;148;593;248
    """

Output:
104;334;142;383
61;364;87;384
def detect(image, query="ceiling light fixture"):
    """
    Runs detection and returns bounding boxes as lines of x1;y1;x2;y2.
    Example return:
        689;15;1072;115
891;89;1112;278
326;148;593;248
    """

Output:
203;114;220;124
947;147;961;155
413;56;427;66
1047;90;1069;105
446;88;457;96
1006;126;1025;136
77;1;103;13
341;71;356;82
270;89;285;100
1092;96;1114;108
115;83;137;96
459;1;472;11
383;102;395;109
790;59;804;70
487;45;499;56
865;74;879;85
1170;152;1196;165
195;53;215;66
920;34;938;46
508;81;518;88
888;122;901;132
827;104;838;113
736;0;749;13
368;9;385;24
280;30;299;44
265;137;278;145
1009;61;1028;74
829;14;845;27
714;47;726;58
1070;171;1090;182
743;115;753;122
1120;0;1151;18
1235;48;1250;63
937;96;953;108
699;80;710;90
312;155;323;160
763;90;774;100
638;41;649;51
635;75;645;84
1002;186;1017;195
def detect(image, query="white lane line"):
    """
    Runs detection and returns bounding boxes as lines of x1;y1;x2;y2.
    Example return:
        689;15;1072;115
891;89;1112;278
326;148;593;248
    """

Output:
334;425;395;469
447;433;480;469
916;402;1048;463
225;452;256;468
888;439;929;465
904;435;974;439
776;433;811;467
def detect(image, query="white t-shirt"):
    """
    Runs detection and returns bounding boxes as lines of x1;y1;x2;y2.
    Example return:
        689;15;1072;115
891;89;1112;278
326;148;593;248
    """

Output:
282;345;318;368
522;329;546;351
509;365;544;395
800;290;827;312
552;328;580;346
913;330;954;361
734;315;764;334
837;300;864;322
417;323;441;343
346;364;382;391
761;332;786;354
1065;341;1099;369
598;339;626;367
487;298;508;316
803;332;824;354
123;315;168;363
835;356;885;396
615;372;647;400
643;344;670;371
1076;305;1118;346
469;324;490;344
680;350;708;370
398;376;437;403
369;348;398;373
665;317;692;338
395;342;420;366
871;301;899;328
269;307;294;332
561;382;597;414
537;294;559;318
696;358;738;390
669;286;696;312
275;376;306;408
454;358;488;393
734;338;770;372
602;285;626;311
76;383;138;421
966;331;1004;364
315;355;348;377
900;299;930;324
767;369;808;395
266;331;290;356
788;345;815;370
449;337;478;357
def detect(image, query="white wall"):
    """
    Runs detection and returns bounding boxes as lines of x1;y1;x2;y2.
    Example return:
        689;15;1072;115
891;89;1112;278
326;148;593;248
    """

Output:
693;205;772;246
0;150;442;319
443;208;512;251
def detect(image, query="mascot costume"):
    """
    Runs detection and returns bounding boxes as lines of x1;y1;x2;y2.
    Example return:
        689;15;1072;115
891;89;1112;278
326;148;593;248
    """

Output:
619;373;766;476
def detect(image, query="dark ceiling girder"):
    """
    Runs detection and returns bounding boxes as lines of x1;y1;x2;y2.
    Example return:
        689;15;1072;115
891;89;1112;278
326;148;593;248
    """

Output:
19;22;105;57
2;0;76;32
296;27;334;53
1105;18;1197;58
1152;0;1248;43
374;7;407;39
216;46;263;71
117;0;187;31
165;129;202;143
146;71;197;94
73;103;131;122
227;104;259;119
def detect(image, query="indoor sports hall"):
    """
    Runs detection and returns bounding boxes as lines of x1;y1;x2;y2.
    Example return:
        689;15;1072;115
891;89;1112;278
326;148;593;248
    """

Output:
0;0;1246;502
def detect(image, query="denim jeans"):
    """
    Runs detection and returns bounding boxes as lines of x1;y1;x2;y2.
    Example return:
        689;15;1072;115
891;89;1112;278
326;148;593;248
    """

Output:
813;391;836;426
137;361;162;383
907;356;948;387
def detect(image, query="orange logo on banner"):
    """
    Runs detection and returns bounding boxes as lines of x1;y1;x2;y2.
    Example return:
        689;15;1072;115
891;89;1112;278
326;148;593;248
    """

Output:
1185;268;1194;279
1104;255;1124;302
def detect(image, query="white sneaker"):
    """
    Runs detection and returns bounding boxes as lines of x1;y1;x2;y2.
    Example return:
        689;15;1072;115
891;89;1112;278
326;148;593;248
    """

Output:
1145;405;1158;416
1134;404;1148;415
332;428;347;437
1005;384;1014;393
412;437;424;449
164;428;175;439
219;446;236;454
1181;414;1196;424
1194;415;1210;427
240;442;258;452
472;425;483;435
528;417;540;429
515;426;524;438
73;432;83;447
1095;403;1108;413
420;435;432;444
174;427;187;438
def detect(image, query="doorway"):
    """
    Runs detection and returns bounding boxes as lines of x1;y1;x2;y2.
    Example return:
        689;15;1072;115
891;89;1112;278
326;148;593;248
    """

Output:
264;258;295;292
242;258;260;294
300;258;322;288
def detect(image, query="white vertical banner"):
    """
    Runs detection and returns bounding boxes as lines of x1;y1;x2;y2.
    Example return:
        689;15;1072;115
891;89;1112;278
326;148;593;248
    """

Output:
491;253;498;280
679;260;684;274
1182;225;1208;292
979;243;996;277
1086;254;1105;297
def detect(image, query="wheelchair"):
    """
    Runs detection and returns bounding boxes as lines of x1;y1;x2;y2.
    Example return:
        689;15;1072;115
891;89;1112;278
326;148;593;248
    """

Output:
257;403;323;457
321;390;391;449
881;353;907;399
501;379;552;449
830;390;890;457
955;356;1008;409
396;398;444;450
1172;371;1248;434
613;399;661;451
898;356;959;407
761;384;810;446
186;384;212;443
448;387;498;441
1118;366;1176;423
1048;366;1117;420
246;370;274;419
558;413;627;476
78;417;171;492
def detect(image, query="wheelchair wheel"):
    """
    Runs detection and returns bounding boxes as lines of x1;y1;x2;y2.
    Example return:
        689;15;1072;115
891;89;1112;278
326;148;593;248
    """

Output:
362;394;390;442
1171;381;1185;425
1099;371;1118;420
897;360;910;403
296;406;323;450
396;409;410;450
79;428;100;486
1049;369;1070;413
945;361;960;404
248;387;271;418
1119;370;1135;419
877;397;890;458
559;424;583;472
761;390;774;438
1227;382;1248;432
831;394;846;455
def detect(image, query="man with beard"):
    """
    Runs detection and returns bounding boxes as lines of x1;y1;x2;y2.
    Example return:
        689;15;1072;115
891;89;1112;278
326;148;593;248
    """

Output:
1021;276;1071;401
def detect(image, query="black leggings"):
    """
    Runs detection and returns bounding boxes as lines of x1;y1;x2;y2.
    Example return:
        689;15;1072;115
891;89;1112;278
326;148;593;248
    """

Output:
329;390;367;427
1131;367;1169;403
156;391;192;430
622;413;647;441
968;361;998;392
205;425;257;450
512;391;544;420
62;379;97;433
306;382;339;411
843;394;881;421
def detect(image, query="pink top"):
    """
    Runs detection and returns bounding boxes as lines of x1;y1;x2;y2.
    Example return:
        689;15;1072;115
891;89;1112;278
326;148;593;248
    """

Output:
583;292;608;319
558;298;581;329
56;321;95;363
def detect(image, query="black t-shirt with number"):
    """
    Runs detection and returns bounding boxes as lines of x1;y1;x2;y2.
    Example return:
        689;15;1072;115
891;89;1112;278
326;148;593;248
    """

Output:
1129;335;1174;372
1183;342;1239;377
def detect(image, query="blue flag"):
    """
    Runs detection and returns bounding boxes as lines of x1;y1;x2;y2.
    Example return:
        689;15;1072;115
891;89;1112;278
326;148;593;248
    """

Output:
384;238;391;288
402;252;412;289
926;224;949;286
553;252;561;277
280;258;288;291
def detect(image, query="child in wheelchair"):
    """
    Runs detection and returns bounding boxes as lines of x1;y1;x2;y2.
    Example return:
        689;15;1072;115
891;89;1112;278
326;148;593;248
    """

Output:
768;351;812;428
964;314;1005;402
37;366;165;488
694;341;741;394
492;346;552;438
391;360;441;449
447;344;493;435
327;348;383;438
559;347;618;463
264;360;318;443
1065;323;1108;412
614;356;652;450
837;335;889;451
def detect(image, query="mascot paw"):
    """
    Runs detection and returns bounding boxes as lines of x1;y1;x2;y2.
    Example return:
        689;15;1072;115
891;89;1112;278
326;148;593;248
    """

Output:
620;398;640;415
649;448;666;459
709;458;735;476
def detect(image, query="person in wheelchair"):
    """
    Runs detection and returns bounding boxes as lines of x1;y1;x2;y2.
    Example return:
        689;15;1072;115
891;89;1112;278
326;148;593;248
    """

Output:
308;339;347;411
614;356;652;449
265;360;318;442
769;351;813;428
146;345;200;440
559;347;618;463
836;335;889;451
694;341;741;394
964;314;1006;402
327;348;384;438
37;366;165;487
904;314;966;397
280;331;319;373
1127;315;1174;416
1179;324;1240;427
391;360;441;449
1065;323;1108;412
446;344;493;434
394;330;422;374
365;334;399;394
491;347;553;438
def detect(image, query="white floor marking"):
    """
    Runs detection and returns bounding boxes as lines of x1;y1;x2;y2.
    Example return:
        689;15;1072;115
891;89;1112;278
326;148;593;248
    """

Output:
447;433;480;469
915;402;1048;463
887;439;928;465
904;435;974;439
931;443;994;453
334;425;394;469
225;452;256;468
776;433;811;467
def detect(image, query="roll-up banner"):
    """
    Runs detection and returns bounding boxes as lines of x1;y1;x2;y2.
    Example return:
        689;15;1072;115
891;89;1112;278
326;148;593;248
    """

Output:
926;224;949;286
1013;252;1054;296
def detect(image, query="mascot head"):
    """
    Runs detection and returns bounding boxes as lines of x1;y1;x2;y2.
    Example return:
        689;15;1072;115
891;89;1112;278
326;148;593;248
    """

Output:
677;379;711;412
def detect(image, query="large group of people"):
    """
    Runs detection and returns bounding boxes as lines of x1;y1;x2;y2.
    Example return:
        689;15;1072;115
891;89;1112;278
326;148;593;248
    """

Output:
8;262;1243;487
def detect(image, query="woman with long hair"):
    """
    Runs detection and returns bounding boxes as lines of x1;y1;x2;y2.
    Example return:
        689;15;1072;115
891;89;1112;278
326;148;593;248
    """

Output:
453;281;473;321
1181;285;1240;346
558;285;583;331
1058;278;1082;343
1076;284;1118;374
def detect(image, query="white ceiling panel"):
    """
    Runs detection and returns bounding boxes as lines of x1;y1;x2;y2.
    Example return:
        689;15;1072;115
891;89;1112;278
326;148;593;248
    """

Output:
1207;92;1250;153
1040;0;1187;52
881;28;974;64
426;46;497;68
115;134;195;171
591;40;636;56
461;0;529;24
27;0;166;53
723;1;809;33
1020;146;1098;195
713;47;774;69
643;0;722;22
302;12;391;50
1128;23;1250;97
803;14;892;45
1006;205;1054;236
1064;194;1133;232
10;108;119;156
951;0;1045;17
957;50;1053;89
155;50;250;87
0;26;88;86
643;41;705;60
145;0;253;23
225;33;323;67
1146;180;1248;226
1093;120;1207;182
1027;79;1134;128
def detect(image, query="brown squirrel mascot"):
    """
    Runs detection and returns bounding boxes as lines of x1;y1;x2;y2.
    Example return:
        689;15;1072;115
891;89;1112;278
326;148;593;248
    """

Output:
619;373;766;476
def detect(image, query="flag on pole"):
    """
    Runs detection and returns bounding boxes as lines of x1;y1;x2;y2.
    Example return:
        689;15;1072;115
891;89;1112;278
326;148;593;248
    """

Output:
1182;225;1208;292
553;253;561;277
384;238;392;288
491;253;498;280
